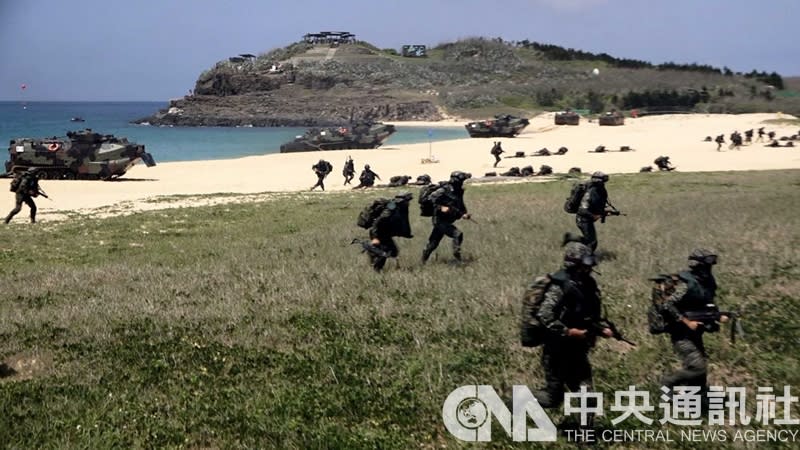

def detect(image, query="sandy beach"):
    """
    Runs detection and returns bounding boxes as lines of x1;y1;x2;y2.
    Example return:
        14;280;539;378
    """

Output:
16;113;800;221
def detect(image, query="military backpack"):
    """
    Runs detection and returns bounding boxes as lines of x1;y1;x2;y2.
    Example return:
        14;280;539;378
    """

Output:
519;274;556;347
563;181;588;214
418;181;446;217
357;196;413;238
9;175;21;192
647;273;680;334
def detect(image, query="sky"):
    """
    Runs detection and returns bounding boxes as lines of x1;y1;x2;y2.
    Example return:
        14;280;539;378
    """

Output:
1;0;798;101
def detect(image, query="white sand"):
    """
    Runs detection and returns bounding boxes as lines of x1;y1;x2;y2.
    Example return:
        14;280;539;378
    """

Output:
16;113;800;221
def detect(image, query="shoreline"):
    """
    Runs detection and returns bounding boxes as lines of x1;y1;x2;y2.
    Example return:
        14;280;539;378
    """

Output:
10;113;800;222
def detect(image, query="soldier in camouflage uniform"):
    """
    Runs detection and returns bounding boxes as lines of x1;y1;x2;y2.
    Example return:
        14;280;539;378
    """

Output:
490;141;504;167
533;242;612;411
342;156;355;185
352;164;381;189
5;168;41;224
367;192;413;271
575;171;609;252
421;171;470;264
660;249;727;402
310;159;333;191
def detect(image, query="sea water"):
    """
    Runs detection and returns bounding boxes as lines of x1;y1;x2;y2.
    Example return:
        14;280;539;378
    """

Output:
0;101;466;163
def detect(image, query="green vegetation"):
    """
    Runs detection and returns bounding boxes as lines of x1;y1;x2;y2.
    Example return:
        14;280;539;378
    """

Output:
1;170;799;448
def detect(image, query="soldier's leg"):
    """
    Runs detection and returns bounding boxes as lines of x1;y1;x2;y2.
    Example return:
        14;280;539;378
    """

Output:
661;337;708;391
441;222;464;260
494;155;500;167
25;197;36;223
5;194;25;224
534;344;566;408
422;222;445;263
371;254;387;271
564;351;596;429
575;216;597;251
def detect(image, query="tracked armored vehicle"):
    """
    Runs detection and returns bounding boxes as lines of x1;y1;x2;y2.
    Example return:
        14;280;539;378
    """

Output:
555;111;580;125
279;121;396;153
5;129;156;180
465;114;529;138
598;111;625;126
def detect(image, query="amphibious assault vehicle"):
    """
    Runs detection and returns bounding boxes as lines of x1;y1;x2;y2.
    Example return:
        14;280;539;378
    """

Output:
279;121;396;153
598;111;625;126
465;114;529;138
5;129;156;180
555;111;580;125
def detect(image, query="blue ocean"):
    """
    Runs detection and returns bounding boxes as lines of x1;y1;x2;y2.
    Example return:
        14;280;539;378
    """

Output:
0;102;466;163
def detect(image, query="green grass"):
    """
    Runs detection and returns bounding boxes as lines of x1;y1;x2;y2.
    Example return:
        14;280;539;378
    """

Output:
1;171;799;448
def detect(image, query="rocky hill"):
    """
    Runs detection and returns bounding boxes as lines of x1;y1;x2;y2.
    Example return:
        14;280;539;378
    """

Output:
134;38;800;127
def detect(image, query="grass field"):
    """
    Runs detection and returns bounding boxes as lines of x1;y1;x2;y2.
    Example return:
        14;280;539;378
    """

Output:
1;170;799;449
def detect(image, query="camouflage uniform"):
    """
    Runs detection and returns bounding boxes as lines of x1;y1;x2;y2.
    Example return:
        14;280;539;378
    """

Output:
715;135;725;151
534;242;605;412
5;169;40;224
422;171;470;263
490;142;504;167
575;172;608;252
660;249;719;399
343;158;355;185
367;193;413;271
352;165;380;189
311;159;332;191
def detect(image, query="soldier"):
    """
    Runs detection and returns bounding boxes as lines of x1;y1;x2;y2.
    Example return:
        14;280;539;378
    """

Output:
714;134;725;151
490;141;504;167
729;132;742;150
352;164;381;189
534;148;551;156
744;129;753;144
555;147;569;155
421;171;471;264
756;127;765;142
388;175;411;187
654;156;675;171
660;249;728;406
768;131;776;141
537;165;553;176
575;171;609;252
310;159;333;191
5;168;42;224
533;241;613;416
367;192;414;272
342;156;355;185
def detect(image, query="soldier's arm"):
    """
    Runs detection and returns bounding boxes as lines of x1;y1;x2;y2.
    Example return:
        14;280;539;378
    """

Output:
536;285;568;336
662;280;690;324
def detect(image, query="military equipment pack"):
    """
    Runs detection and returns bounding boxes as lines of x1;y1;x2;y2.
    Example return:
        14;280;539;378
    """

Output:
356;194;413;238
418;181;446;217
519;275;556;347
357;198;392;229
564;180;589;213
9;174;21;192
647;273;679;334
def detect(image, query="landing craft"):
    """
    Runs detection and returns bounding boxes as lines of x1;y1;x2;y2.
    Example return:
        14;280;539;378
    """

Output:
465;114;529;138
4;129;156;180
555;111;580;125
598;111;625;126
279;121;396;153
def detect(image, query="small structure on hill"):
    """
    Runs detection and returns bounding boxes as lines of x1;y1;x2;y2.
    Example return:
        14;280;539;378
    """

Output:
303;31;356;45
401;45;427;57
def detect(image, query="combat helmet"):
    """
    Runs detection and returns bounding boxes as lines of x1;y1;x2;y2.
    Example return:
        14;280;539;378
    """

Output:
365;164;370;169
591;171;609;183
450;171;472;184
563;241;597;268
688;248;717;268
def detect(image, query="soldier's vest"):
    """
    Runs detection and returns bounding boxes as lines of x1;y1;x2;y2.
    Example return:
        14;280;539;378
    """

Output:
674;271;716;312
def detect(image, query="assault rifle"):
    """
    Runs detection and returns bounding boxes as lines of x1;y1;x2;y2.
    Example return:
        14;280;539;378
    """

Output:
350;238;388;259
601;200;625;223
588;313;636;346
35;188;50;200
683;307;743;344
